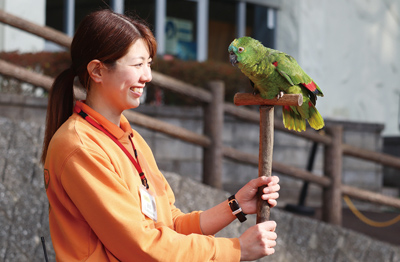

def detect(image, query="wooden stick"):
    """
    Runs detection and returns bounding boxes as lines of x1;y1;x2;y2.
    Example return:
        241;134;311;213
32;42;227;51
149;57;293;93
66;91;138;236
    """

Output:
234;92;303;224
234;93;303;107
257;105;274;223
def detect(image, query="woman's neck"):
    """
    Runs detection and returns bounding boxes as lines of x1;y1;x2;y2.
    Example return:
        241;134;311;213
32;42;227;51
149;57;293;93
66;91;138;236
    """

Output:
85;96;122;127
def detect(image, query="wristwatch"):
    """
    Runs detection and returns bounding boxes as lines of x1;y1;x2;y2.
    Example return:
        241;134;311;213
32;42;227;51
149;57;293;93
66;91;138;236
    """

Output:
228;195;247;222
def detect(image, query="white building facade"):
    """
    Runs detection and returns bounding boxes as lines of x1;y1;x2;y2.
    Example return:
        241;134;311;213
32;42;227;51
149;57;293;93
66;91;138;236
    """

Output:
0;0;46;52
276;0;400;137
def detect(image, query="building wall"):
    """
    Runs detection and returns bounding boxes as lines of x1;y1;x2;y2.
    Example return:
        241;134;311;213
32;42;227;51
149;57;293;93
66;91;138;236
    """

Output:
0;0;46;52
276;0;400;136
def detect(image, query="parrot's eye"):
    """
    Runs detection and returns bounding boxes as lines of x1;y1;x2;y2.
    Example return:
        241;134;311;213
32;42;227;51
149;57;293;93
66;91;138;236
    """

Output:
238;47;244;53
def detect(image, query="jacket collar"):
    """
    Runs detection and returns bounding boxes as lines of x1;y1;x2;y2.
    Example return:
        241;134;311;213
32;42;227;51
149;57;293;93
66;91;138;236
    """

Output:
74;100;133;140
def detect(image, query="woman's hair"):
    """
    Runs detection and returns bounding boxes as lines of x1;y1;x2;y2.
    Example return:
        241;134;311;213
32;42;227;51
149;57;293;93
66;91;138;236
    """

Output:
41;9;157;164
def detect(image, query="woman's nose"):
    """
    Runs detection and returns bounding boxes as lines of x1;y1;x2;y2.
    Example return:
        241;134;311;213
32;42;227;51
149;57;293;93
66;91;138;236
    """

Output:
141;66;152;82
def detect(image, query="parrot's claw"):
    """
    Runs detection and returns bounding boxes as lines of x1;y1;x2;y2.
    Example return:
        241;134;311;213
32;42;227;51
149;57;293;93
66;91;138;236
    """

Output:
276;91;285;100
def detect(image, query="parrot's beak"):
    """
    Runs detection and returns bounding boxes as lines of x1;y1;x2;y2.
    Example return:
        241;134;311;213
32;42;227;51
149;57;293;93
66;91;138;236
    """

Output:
229;51;238;66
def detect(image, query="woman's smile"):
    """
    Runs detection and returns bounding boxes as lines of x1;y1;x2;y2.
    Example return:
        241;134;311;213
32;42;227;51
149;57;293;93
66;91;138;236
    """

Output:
130;87;144;97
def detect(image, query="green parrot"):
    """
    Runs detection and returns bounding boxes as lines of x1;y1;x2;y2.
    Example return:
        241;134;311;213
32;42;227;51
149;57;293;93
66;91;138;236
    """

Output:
228;36;324;132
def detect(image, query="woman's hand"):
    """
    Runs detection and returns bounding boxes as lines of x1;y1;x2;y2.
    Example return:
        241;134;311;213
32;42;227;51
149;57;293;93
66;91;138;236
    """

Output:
239;220;277;261
235;176;280;215
199;176;279;236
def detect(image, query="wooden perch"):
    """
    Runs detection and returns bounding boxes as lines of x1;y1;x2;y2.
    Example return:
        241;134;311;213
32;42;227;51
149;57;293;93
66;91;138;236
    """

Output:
234;93;303;107
233;92;303;223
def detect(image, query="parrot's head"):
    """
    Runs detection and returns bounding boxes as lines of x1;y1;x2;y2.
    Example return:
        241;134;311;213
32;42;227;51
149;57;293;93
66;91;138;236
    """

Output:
228;36;263;68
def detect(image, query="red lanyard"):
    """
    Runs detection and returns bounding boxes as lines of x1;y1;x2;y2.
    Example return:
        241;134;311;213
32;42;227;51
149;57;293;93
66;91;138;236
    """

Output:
74;106;149;189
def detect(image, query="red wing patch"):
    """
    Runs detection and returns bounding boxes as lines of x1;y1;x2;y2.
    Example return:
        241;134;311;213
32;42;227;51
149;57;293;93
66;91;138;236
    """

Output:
44;169;50;190
303;81;317;92
283;105;292;111
272;61;278;67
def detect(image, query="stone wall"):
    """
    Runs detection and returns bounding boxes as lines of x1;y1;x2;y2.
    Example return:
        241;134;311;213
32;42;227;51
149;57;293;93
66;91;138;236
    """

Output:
0;117;398;261
0;94;399;261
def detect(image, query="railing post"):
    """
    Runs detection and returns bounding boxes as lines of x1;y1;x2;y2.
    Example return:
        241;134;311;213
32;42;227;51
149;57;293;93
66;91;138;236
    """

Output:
203;81;224;188
323;125;343;225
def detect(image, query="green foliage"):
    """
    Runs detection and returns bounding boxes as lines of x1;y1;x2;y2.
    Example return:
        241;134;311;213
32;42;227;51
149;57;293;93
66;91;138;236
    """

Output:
0;51;71;77
151;57;251;105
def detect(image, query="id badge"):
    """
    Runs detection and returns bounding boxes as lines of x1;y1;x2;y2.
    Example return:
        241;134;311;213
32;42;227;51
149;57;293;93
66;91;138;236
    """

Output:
139;185;157;222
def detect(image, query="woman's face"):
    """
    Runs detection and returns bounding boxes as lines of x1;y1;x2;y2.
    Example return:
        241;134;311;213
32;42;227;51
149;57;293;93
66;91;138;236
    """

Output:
99;38;152;114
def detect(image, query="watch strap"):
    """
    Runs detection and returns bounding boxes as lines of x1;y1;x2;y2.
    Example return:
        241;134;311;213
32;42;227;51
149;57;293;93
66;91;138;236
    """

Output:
228;194;247;222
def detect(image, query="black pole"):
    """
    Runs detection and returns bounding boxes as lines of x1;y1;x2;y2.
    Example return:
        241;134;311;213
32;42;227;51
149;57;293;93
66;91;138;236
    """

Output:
297;141;319;206
284;141;319;216
41;236;49;262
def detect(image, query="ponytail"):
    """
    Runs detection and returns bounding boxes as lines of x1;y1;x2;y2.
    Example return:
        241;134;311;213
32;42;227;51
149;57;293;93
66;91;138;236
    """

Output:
41;68;76;164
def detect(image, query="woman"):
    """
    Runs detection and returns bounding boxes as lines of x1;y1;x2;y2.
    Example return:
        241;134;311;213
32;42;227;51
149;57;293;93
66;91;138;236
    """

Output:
42;9;280;261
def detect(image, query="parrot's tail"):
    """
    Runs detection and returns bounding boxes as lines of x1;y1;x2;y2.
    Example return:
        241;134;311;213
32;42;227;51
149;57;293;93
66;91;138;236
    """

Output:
282;106;306;132
282;103;324;132
307;102;324;130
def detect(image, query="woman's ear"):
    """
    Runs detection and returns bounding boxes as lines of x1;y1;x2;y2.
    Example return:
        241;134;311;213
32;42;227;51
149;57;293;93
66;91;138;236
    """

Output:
87;60;104;83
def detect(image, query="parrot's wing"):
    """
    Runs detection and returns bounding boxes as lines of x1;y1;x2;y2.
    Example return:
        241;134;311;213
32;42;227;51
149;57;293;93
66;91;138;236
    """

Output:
274;54;323;105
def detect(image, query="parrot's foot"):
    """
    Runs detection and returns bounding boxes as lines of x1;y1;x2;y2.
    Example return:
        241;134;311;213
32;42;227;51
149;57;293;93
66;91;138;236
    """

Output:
252;88;260;96
276;91;285;100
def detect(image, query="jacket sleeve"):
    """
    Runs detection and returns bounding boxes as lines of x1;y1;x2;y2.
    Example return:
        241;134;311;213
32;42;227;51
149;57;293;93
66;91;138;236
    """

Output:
160;172;205;235
60;147;241;262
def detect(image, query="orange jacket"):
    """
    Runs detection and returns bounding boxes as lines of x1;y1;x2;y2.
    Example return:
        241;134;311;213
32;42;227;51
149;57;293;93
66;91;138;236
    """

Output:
44;101;240;261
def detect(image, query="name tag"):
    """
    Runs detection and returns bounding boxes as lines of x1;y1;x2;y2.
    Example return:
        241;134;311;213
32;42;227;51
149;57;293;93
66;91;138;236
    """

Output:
139;185;157;222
